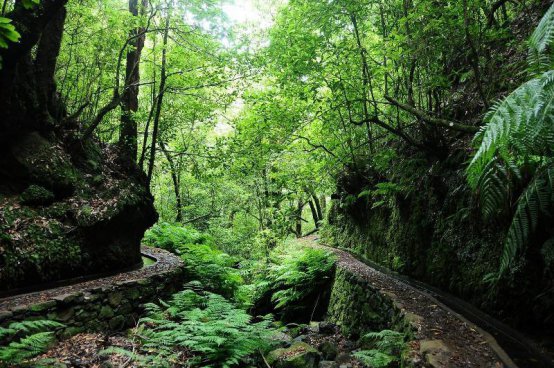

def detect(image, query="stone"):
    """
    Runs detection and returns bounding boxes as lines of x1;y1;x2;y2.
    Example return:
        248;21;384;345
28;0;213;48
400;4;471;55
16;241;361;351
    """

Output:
270;331;293;348
0;310;13;321
318;361;337;368
419;340;451;368
318;321;337;335
53;292;83;304
267;342;320;368
55;307;75;322
318;341;338;361
294;335;307;343
335;353;352;365
338;365;352;368
308;321;320;333
99;305;114;319
108;292;123;307
30;300;56;312
61;326;84;339
20;185;55;206
124;287;141;300
109;315;126;330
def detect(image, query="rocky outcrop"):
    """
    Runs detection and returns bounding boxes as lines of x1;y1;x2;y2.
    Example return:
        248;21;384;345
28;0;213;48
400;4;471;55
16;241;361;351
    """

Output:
0;129;157;292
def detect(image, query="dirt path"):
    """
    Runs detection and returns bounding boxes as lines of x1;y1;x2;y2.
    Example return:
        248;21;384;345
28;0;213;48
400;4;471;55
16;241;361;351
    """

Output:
299;236;515;368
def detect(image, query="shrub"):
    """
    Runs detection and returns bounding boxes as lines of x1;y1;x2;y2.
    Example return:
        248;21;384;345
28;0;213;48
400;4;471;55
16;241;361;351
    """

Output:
252;246;336;321
106;284;275;368
144;223;243;299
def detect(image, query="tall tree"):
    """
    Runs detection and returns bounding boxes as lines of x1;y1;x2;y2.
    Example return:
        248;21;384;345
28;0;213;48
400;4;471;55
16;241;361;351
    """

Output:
119;0;148;161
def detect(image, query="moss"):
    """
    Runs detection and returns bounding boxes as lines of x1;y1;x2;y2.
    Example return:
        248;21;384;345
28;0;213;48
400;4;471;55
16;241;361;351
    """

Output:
20;185;55;206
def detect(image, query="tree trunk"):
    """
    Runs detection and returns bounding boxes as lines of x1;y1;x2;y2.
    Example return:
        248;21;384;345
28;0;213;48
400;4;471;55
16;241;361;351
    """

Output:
312;194;323;223
35;6;67;125
0;0;68;136
146;4;171;185
295;199;304;238
308;199;319;229
119;0;148;161
160;141;183;223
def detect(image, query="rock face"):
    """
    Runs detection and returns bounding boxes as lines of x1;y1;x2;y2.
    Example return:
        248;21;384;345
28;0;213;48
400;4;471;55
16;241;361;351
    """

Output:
0;129;157;292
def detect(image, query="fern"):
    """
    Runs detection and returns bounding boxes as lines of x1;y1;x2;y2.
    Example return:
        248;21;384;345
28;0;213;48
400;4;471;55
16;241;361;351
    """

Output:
354;330;405;368
0;320;63;367
253;247;336;317
499;165;554;274
144;223;244;299
116;285;275;367
529;3;554;72
468;3;554;277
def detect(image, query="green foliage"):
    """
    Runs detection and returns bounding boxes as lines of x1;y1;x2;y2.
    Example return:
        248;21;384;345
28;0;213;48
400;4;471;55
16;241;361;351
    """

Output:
354;330;405;368
0;320;64;367
144;223;243;299
468;4;554;276
253;246;336;317
0;17;20;49
114;285;275;368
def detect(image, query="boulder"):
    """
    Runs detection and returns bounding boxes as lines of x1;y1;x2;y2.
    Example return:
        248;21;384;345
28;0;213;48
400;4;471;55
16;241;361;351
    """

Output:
319;321;337;335
318;361;337;368
267;342;321;368
0;130;157;292
318;341;338;360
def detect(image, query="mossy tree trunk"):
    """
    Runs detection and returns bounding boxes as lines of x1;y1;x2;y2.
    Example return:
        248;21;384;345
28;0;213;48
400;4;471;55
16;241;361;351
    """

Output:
0;1;68;139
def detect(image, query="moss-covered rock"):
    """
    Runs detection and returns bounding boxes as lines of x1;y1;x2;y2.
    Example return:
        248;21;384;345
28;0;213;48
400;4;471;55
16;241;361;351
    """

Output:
20;185;55;206
0;129;158;292
267;342;320;368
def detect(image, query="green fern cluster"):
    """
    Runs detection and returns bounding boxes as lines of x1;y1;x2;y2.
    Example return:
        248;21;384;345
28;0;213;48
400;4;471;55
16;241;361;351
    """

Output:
113;284;275;368
0;320;63;367
467;3;554;277
353;330;405;368
253;247;336;319
144;223;243;298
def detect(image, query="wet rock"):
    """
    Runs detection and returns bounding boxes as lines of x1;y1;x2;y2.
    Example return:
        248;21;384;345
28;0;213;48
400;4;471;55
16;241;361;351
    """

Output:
335;353;352;365
319;321;337;335
309;321;320;333
271;331;293;348
108;315;126;330
318;341;338;360
294;335;307;343
99;305;114;319
419;339;451;368
267;342;320;368
319;361;337;368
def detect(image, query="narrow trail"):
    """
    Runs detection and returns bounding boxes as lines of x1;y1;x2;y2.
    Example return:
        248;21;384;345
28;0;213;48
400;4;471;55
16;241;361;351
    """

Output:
299;236;522;368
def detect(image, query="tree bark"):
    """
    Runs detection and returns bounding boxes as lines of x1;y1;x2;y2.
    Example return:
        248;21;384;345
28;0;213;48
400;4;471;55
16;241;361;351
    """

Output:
146;4;171;185
0;0;69;134
119;0;148;161
308;199;319;229
160;141;183;223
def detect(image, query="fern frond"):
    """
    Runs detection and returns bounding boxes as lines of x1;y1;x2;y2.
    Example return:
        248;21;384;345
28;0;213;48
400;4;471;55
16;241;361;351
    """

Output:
500;165;554;274
528;3;554;72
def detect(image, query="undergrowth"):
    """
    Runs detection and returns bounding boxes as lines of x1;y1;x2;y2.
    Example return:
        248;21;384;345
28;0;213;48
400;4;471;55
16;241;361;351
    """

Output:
104;282;275;368
144;223;243;299
0;320;64;368
354;330;405;368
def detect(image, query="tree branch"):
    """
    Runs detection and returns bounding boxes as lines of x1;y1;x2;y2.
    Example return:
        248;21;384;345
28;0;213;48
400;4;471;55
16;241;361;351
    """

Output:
385;96;480;133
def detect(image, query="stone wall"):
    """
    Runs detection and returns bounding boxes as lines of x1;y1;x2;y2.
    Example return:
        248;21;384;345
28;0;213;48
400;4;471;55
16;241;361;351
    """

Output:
327;266;412;339
0;247;184;337
318;241;515;367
